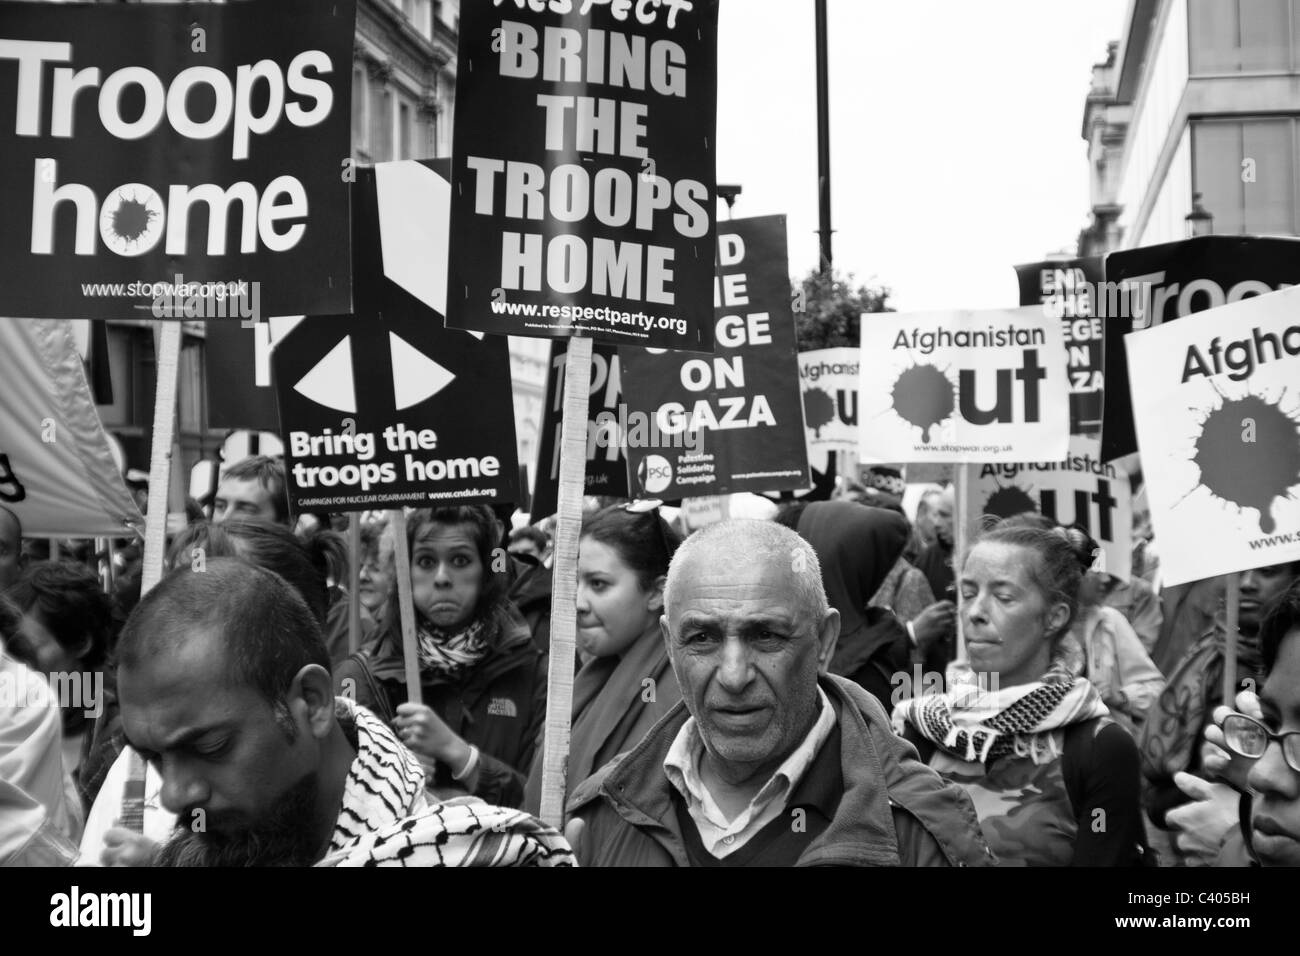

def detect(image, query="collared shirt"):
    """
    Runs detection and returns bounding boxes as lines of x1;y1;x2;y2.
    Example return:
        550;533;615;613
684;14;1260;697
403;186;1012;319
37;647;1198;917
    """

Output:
663;688;837;860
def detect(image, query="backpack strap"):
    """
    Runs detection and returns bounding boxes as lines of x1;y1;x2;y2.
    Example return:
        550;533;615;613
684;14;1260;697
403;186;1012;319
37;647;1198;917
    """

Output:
1062;716;1107;816
347;650;395;725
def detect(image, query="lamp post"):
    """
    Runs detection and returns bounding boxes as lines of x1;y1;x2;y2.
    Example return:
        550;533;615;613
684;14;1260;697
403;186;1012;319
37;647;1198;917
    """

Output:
815;0;833;273
717;184;742;219
1186;192;1214;237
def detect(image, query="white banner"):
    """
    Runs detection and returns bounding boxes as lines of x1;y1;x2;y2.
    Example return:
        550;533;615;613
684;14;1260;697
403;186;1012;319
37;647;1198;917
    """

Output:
960;436;1131;581
859;306;1070;463
1127;285;1300;586
798;347;859;472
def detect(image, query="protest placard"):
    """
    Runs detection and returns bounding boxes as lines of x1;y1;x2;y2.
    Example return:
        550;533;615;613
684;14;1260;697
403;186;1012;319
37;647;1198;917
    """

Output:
1015;257;1105;436
0;0;355;321
1102;235;1300;461
530;339;628;520
619;215;810;498
445;0;718;350
799;347;859;472
959;435;1132;580
1126;284;1300;586
273;304;519;514
859;305;1070;464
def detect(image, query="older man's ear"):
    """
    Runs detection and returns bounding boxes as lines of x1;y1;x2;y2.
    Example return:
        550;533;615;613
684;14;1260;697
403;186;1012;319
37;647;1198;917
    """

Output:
816;608;840;674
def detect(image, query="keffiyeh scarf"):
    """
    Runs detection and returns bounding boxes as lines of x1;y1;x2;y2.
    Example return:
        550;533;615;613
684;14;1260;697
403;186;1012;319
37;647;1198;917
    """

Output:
415;614;492;679
892;661;1108;766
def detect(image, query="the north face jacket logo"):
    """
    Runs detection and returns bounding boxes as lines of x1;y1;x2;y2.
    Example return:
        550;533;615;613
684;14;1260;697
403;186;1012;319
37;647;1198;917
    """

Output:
487;697;517;718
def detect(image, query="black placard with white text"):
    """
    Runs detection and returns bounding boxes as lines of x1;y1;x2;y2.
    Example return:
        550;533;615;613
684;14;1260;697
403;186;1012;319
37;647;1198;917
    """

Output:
0;0;354;321
619;215;809;498
530;338;629;520
446;0;718;350
1015;256;1105;436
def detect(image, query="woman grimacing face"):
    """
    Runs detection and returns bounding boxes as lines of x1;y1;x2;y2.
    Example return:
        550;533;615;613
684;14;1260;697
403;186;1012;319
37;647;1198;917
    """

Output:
409;523;484;630
575;537;661;659
960;541;1068;688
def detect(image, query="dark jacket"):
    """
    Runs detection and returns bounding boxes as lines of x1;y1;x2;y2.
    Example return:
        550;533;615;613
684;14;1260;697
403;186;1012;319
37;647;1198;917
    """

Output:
522;626;681;815
507;555;553;655
568;673;996;867
333;602;546;809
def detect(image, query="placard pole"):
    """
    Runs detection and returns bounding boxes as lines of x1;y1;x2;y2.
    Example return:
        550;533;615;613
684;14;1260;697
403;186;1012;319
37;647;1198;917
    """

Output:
953;463;969;663
539;335;593;828
140;321;182;595
348;514;363;654
1223;573;1240;706
390;508;422;706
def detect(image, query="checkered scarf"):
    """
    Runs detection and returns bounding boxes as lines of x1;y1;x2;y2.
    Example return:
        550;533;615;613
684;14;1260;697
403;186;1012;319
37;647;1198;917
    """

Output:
415;613;492;679
892;662;1108;765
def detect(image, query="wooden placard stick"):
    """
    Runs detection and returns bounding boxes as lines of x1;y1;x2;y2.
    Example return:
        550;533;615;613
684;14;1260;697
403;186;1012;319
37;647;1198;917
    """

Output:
121;320;183;833
140;321;182;595
1223;573;1240;705
953;463;969;663
539;335;593;829
390;508;422;706
348;513;362;654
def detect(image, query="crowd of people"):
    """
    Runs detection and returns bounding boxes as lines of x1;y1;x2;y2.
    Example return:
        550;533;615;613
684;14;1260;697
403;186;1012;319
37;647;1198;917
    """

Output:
2;455;1297;867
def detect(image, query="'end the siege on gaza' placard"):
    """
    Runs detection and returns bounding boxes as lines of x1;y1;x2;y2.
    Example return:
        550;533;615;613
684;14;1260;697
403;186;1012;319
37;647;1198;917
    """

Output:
447;0;718;350
859;306;1070;464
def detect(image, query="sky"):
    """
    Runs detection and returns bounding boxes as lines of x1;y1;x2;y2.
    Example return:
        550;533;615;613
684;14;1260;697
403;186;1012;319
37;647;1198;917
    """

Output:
715;0;1128;312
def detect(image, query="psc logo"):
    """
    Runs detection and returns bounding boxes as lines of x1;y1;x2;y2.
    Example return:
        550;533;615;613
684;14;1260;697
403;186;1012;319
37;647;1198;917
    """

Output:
638;455;673;494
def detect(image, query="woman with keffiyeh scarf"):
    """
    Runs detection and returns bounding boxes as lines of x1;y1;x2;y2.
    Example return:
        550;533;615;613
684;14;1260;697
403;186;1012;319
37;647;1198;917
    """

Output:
892;525;1150;866
335;507;546;810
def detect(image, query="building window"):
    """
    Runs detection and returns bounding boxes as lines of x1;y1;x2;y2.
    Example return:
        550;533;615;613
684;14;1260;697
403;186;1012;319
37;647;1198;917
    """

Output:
369;82;392;162
398;101;412;159
1189;0;1292;73
1192;118;1297;236
351;65;366;157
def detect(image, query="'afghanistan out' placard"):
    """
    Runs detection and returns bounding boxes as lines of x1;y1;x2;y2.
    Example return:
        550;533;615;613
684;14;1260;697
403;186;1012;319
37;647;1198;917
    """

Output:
446;0;718;350
1126;284;1300;586
1015;257;1105;436
799;347;859;472
530;339;629;520
619;215;809;497
0;0;355;321
1103;235;1300;461
859;306;1070;464
960;435;1131;581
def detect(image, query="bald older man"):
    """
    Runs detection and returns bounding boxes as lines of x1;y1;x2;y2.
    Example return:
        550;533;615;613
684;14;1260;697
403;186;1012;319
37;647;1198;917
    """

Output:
567;520;993;867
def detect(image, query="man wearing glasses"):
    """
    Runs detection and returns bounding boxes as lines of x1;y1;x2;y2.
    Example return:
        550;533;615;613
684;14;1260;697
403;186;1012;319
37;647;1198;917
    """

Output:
1202;580;1300;866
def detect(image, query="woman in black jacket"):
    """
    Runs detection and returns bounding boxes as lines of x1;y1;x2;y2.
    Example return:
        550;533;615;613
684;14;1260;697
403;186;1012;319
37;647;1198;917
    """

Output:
334;506;545;809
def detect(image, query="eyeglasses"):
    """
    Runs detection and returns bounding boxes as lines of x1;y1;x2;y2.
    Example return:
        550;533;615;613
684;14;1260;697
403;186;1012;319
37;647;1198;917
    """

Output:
1222;712;1300;773
621;499;676;564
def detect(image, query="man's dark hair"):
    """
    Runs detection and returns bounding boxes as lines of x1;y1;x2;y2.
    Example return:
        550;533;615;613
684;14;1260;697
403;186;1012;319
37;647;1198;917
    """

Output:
219;455;289;525
1260;578;1300;672
117;559;328;729
166;518;343;626
7;560;114;669
508;526;548;553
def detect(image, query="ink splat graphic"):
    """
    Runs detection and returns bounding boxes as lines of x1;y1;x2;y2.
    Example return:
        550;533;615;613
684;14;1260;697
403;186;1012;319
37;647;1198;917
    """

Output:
891;364;954;443
803;388;835;438
1186;391;1300;534
983;484;1037;522
99;184;164;255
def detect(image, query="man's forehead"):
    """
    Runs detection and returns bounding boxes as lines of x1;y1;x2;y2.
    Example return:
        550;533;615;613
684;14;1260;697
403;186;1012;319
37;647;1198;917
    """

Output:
1262;630;1300;718
119;630;248;741
218;477;269;500
672;548;803;615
